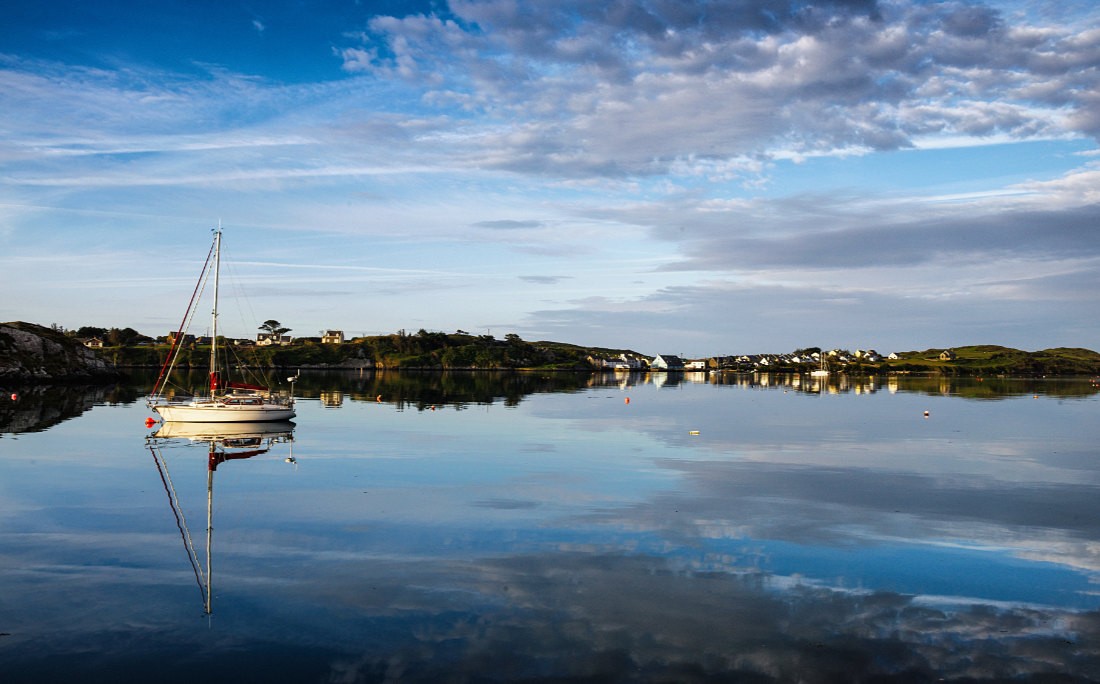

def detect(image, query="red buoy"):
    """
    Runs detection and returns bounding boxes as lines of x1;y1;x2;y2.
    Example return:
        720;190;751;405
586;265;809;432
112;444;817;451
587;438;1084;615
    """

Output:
145;417;156;427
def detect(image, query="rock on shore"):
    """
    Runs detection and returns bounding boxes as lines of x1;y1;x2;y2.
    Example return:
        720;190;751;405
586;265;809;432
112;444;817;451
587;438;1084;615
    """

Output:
0;322;117;382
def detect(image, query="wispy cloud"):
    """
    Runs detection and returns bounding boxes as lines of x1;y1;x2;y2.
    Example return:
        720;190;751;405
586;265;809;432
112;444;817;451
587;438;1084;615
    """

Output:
1;1;1098;352
519;275;571;285
339;0;1100;178
473;219;545;230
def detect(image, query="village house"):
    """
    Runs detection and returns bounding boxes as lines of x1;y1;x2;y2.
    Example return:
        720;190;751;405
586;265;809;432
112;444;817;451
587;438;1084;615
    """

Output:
854;349;882;362
81;337;104;349
587;355;618;370
589;354;645;371
257;333;293;346
939;349;957;361
321;330;345;344
650;354;685;371
167;332;196;346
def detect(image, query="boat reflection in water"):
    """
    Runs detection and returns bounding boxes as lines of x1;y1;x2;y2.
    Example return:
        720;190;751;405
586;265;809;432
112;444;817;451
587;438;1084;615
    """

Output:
146;421;295;614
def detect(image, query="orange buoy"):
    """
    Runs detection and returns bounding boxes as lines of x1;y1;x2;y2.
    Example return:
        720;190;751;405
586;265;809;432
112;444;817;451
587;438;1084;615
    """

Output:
144;417;156;427
9;393;17;401
624;397;630;404
376;394;382;402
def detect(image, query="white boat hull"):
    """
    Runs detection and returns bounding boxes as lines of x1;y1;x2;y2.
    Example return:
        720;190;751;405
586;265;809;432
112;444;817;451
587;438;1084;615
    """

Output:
152;401;295;422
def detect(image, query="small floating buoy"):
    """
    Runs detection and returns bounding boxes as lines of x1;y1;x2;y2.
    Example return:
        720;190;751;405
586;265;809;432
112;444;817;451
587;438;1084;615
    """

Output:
689;430;700;435
376;394;382;402
144;417;156;427
624;397;630;404
9;393;17;401
923;410;930;418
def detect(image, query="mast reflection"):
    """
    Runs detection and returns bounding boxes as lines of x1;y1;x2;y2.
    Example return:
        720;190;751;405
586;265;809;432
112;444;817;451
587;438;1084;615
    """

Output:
146;421;295;614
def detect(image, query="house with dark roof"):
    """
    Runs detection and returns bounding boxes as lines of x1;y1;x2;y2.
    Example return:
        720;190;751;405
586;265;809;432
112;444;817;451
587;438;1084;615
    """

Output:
650;354;684;371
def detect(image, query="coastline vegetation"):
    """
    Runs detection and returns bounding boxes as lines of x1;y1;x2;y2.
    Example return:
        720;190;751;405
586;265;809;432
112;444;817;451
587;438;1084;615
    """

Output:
4;322;1100;378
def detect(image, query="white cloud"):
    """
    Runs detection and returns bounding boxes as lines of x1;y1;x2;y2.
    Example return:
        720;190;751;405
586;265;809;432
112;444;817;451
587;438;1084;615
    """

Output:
333;0;1100;177
2;1;1098;352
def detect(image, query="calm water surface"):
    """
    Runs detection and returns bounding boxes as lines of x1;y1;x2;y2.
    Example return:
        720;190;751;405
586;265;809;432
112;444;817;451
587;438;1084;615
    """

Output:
1;372;1098;682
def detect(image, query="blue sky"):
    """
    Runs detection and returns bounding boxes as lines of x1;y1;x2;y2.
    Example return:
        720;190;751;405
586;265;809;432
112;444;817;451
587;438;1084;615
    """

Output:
2;0;1098;356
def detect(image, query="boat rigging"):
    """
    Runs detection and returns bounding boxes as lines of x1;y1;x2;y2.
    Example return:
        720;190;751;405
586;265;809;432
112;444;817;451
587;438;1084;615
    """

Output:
147;225;296;422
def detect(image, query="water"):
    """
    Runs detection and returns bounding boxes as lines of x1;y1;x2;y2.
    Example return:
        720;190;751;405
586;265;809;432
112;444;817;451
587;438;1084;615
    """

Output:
1;372;1098;682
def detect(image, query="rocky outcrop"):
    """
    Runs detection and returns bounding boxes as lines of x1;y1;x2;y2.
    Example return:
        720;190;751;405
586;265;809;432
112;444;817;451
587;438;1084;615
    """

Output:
0;322;118;383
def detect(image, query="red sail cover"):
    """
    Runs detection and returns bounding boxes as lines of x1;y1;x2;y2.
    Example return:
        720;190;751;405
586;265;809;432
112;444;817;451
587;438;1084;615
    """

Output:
209;449;264;471
209;372;268;392
227;381;269;391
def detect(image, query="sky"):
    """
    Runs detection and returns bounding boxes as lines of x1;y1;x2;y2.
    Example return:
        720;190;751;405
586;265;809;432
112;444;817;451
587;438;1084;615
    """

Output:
1;0;1098;357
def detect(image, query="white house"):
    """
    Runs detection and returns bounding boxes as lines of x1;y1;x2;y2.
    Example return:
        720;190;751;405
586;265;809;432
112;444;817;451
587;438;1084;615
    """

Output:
650;354;685;371
257;333;293;346
322;330;345;344
855;349;882;362
589;354;644;370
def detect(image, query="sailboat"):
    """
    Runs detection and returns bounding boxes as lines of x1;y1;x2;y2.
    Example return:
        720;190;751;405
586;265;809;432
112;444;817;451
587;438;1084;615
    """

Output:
147;225;296;422
811;352;830;378
147;421;295;614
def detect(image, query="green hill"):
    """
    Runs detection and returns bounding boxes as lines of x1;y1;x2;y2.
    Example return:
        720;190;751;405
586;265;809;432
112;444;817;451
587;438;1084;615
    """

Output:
885;345;1100;375
100;329;646;371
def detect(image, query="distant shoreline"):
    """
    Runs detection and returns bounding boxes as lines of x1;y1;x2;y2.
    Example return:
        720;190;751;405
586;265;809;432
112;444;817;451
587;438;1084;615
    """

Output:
4;322;1099;383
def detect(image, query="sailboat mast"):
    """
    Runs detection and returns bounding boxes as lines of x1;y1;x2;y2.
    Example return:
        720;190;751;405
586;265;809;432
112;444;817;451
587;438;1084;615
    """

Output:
210;225;221;391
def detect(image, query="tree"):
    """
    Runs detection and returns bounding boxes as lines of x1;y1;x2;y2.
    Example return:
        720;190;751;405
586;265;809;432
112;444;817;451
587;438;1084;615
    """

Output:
106;327;146;346
75;326;108;339
259;319;291;336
